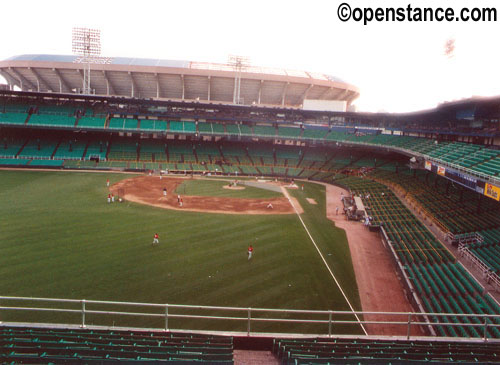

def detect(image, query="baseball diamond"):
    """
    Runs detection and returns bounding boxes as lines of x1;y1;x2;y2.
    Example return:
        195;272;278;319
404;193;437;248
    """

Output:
0;59;500;364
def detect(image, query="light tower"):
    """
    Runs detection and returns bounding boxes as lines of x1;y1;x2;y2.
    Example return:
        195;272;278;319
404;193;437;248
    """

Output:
72;27;101;95
228;55;250;105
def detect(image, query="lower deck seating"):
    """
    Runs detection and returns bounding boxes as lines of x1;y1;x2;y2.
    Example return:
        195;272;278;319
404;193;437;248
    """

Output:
273;337;500;364
84;141;107;160
0;326;233;363
53;140;87;159
334;175;500;338
0;157;30;166
108;140;138;161
0;137;26;157
63;160;97;169
28;159;64;167
18;139;58;159
369;168;500;234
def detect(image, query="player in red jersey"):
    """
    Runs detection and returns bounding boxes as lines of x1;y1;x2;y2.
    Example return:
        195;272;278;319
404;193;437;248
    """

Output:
248;245;253;260
152;233;159;246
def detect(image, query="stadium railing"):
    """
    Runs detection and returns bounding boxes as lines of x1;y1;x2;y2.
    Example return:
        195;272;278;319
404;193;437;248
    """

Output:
0;296;499;340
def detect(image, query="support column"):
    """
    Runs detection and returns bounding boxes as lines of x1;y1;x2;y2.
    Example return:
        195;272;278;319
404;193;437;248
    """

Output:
53;68;71;93
156;73;160;99
8;67;36;91
233;76;237;104
128;72;137;97
257;80;263;105
181;74;185;100
207;76;211;101
281;82;289;106
302;84;313;102
28;67;41;91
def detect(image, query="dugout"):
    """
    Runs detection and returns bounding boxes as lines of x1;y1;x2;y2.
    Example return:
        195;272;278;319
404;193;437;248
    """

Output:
353;196;366;219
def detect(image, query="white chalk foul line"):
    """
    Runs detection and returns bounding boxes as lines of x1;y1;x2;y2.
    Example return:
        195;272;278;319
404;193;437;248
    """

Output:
281;187;368;336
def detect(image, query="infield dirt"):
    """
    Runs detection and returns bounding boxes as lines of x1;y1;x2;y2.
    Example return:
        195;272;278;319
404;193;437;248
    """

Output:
110;175;302;215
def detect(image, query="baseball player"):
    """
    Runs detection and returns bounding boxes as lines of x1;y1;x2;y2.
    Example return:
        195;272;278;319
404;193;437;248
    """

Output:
163;187;167;196
267;203;273;209
111;193;115;203
248;245;253;260
107;194;111;203
106;178;110;187
177;194;180;204
152;233;159;246
179;197;183;207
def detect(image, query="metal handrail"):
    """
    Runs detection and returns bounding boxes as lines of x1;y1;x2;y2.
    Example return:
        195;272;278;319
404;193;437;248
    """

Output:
0;296;499;341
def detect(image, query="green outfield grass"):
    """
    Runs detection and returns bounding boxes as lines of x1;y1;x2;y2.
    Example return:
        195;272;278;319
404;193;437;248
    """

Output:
0;171;361;334
174;178;282;198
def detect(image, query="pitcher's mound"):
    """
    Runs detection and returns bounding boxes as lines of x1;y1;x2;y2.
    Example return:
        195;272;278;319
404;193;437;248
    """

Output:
223;185;245;190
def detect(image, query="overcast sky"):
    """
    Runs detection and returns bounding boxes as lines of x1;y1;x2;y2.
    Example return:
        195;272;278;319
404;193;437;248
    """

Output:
0;0;498;112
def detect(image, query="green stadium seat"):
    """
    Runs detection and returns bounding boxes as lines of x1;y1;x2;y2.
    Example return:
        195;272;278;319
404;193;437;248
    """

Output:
108;118;138;130
0;112;28;125
28;114;76;127
54;140;87;159
253;125;276;137
278;126;301;138
18;139;58;159
29;159;64;167
78;117;106;129
0;138;26;157
0;157;30;166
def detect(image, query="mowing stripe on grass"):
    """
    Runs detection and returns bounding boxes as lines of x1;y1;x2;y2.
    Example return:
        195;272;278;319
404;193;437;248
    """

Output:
281;186;368;336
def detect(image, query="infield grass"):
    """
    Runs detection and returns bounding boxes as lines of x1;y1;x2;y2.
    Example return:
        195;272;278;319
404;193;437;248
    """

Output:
174;178;282;198
0;170;361;334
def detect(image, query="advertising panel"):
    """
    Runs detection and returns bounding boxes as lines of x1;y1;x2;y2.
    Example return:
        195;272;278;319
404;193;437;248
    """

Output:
484;183;500;201
445;169;477;190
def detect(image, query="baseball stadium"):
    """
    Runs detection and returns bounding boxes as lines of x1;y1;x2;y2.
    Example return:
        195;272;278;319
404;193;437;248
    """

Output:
0;51;500;364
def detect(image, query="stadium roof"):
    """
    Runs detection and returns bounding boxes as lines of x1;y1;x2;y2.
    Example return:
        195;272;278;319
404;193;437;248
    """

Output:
0;54;359;107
